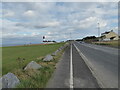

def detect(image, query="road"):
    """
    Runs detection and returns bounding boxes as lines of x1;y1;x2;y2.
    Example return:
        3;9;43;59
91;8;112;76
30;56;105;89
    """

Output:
46;41;118;88
74;41;118;88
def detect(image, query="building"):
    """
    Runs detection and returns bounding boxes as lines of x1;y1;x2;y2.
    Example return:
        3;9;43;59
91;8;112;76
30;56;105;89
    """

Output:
100;30;119;41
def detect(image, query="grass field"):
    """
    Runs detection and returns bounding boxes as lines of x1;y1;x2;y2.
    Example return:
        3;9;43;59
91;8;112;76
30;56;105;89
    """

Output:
16;48;65;88
2;43;65;75
92;40;120;48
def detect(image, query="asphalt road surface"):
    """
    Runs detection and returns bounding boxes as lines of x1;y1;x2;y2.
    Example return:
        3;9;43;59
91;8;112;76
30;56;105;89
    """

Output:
47;41;118;88
47;42;100;88
74;41;118;88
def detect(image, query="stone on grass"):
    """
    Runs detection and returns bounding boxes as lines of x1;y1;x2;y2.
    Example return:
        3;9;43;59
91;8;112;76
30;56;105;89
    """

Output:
52;50;59;56
43;54;53;61
24;61;42;70
2;72;20;88
52;52;57;56
58;46;64;51
58;48;62;51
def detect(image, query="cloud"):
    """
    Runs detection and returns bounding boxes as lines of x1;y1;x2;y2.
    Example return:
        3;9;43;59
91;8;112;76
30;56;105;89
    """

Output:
1;2;118;45
69;16;107;30
15;21;60;29
3;10;15;17
79;17;98;29
44;21;60;27
23;10;35;17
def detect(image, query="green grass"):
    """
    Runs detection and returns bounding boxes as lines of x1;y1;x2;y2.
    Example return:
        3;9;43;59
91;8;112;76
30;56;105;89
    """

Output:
15;65;55;88
2;42;69;88
15;44;67;88
2;43;65;75
92;40;120;48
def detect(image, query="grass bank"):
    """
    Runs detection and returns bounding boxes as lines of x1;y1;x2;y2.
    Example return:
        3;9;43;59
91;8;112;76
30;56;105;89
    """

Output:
2;43;65;75
2;42;68;88
15;48;65;88
92;40;120;48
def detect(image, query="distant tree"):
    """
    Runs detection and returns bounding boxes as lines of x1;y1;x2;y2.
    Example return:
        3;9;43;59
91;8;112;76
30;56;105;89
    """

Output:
76;39;83;41
82;36;98;43
83;36;96;40
52;40;56;42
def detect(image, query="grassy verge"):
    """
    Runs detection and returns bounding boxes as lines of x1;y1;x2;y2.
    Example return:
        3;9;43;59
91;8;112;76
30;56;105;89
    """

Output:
15;45;67;88
2;43;65;75
92;40;120;48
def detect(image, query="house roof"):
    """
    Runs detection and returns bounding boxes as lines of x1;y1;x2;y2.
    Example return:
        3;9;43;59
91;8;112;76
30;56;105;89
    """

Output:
101;31;110;35
101;30;113;35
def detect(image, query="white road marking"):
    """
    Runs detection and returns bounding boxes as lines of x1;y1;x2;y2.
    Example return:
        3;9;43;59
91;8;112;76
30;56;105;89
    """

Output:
73;43;105;88
70;43;74;89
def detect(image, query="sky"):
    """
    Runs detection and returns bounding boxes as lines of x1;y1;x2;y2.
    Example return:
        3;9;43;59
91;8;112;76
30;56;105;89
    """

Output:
1;2;118;45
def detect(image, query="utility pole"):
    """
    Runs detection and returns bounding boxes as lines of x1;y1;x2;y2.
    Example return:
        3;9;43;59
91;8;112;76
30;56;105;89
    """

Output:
98;22;100;41
70;32;71;40
70;32;72;40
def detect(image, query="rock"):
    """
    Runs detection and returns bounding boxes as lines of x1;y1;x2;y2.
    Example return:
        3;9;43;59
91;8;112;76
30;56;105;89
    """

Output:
24;61;42;70
52;52;57;56
58;46;64;51
43;54;53;61
1;73;20;88
52;50;59;56
58;47;62;51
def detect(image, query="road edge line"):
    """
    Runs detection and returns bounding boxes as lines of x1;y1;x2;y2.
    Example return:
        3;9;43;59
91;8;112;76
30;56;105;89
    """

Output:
73;43;105;88
70;43;74;89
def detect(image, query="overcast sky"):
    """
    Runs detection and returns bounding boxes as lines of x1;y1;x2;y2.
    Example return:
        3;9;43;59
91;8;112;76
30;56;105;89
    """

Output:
1;2;118;45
